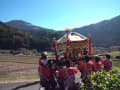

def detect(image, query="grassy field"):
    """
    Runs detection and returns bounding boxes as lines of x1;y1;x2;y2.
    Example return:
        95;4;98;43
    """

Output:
0;51;120;82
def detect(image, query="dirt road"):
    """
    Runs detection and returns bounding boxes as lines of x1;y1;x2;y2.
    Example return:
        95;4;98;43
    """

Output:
0;81;42;90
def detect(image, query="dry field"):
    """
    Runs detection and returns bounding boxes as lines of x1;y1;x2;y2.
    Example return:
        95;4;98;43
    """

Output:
0;55;39;82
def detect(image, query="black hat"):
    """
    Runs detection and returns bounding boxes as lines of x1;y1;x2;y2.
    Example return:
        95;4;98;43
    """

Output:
41;51;48;58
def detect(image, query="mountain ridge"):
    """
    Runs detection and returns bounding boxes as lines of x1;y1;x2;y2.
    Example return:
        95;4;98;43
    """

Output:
6;20;56;32
5;15;120;48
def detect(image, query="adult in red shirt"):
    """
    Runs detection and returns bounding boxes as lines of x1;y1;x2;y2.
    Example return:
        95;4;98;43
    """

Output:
38;52;56;90
102;54;112;72
38;52;51;77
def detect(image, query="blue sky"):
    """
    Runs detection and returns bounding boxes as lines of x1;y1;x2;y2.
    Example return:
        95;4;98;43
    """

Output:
0;0;120;30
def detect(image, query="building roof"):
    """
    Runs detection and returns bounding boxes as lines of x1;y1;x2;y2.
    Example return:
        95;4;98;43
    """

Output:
57;32;88;44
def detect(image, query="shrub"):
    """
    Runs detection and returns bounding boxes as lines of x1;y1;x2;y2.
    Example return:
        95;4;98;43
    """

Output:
82;70;120;90
116;56;120;59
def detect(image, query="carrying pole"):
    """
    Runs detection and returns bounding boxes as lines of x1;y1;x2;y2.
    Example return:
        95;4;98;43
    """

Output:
64;29;71;60
88;34;92;56
53;39;58;60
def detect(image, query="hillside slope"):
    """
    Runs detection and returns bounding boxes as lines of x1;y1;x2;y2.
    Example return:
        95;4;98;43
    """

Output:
0;21;31;49
73;15;120;47
6;20;63;40
0;21;59;51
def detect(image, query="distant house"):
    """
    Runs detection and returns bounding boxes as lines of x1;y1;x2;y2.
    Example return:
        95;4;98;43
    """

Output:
10;50;24;56
15;52;24;56
110;46;120;51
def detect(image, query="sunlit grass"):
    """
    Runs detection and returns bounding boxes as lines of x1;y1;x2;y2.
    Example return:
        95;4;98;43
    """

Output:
0;76;17;81
0;75;39;82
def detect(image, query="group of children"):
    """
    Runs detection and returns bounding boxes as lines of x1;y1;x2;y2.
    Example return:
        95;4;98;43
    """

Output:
38;52;112;90
77;54;112;83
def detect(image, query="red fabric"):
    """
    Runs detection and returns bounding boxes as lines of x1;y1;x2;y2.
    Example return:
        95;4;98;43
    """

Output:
86;64;92;71
69;67;78;73
94;64;101;71
103;60;112;71
38;57;42;72
78;64;85;70
102;61;106;65
38;66;51;77
38;57;51;77
39;57;42;65
102;60;112;67
88;60;94;65
41;66;51;77
53;41;58;60
98;61;102;64
93;61;102;71
68;69;74;76
58;67;77;77
110;60;112;66
64;39;70;59
78;64;92;71
89;35;92;55
59;70;66;77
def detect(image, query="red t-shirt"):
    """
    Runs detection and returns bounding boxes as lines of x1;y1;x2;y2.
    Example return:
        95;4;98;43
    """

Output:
59;70;66;78
58;67;77;78
78;64;85;70
68;69;74;76
78;63;92;72
93;61;102;71
38;57;51;77
41;66;51;77
86;64;92;71
102;60;112;66
102;60;112;71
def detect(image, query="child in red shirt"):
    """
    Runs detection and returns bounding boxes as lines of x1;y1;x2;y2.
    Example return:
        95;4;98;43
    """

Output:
78;56;92;83
56;65;78;90
102;55;112;72
93;56;102;72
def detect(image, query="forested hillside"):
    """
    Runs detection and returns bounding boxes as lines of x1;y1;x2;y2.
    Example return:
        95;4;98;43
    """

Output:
0;21;63;51
0;22;31;49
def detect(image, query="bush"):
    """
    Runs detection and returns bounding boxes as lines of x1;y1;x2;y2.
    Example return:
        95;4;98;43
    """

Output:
116;56;120;59
82;70;120;90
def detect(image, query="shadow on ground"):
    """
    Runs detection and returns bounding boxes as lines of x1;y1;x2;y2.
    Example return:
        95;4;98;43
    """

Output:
12;81;40;90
